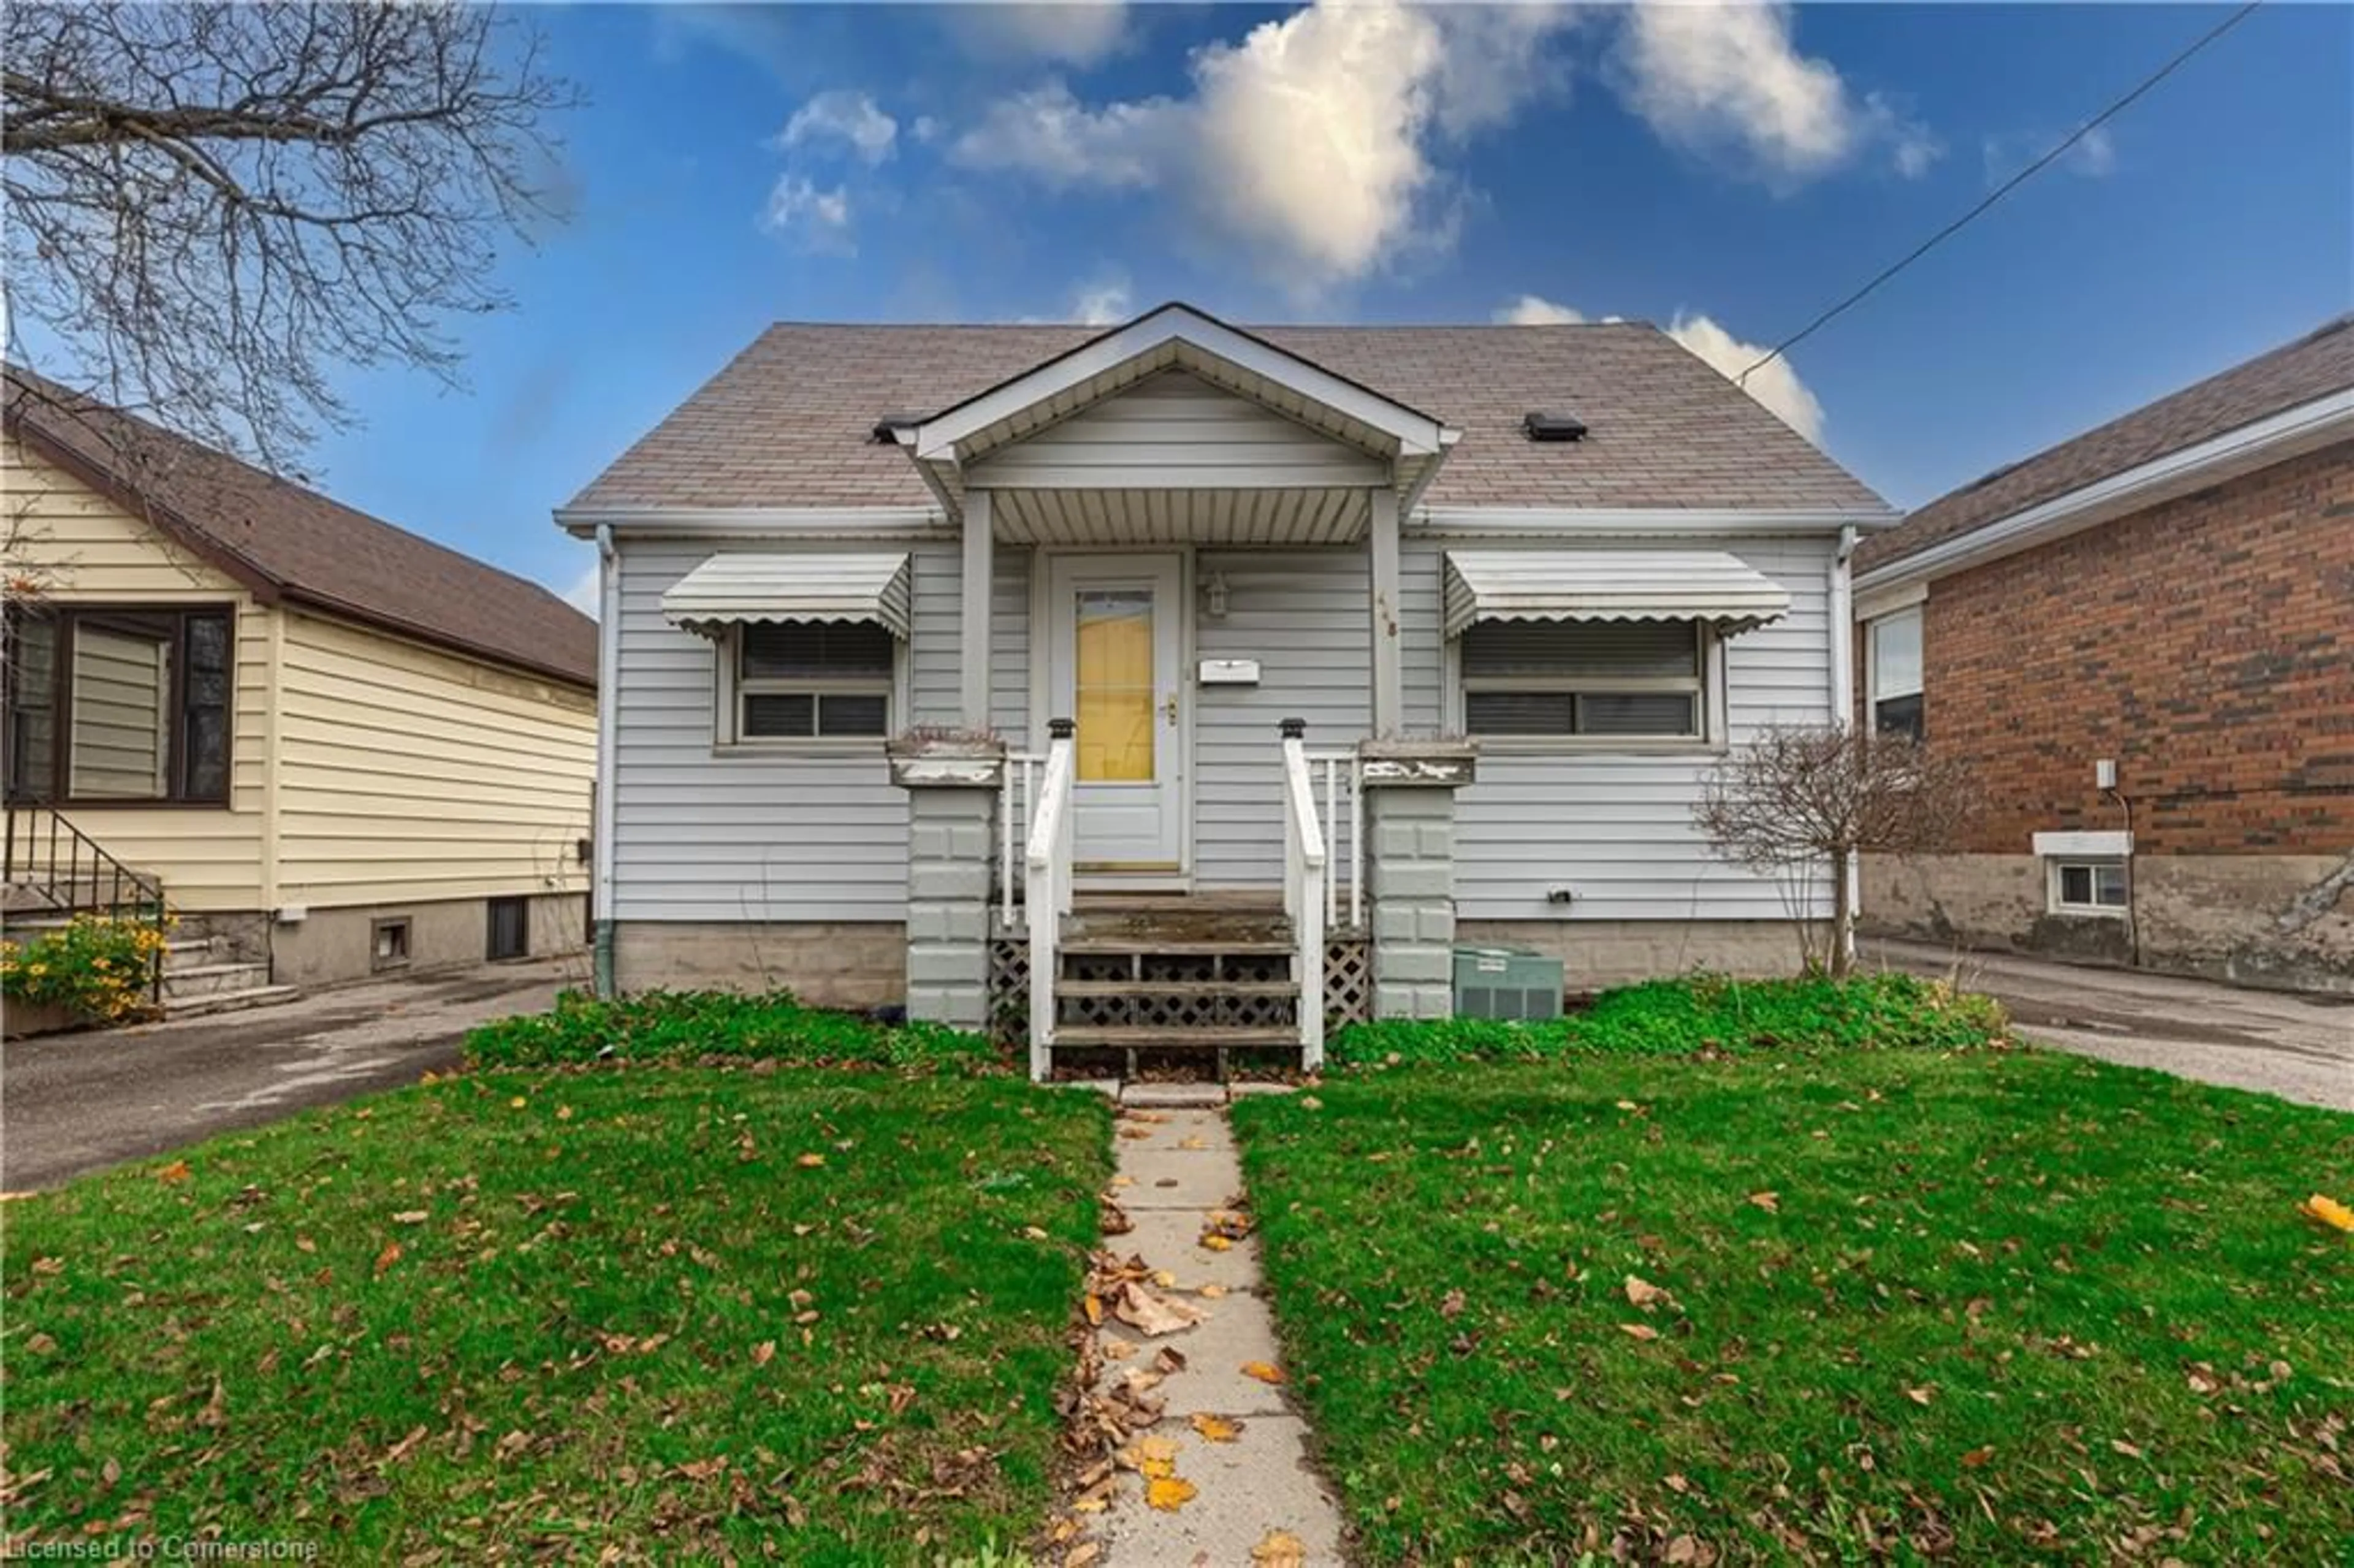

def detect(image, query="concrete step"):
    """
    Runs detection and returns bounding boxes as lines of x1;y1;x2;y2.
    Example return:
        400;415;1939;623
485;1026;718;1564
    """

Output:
1057;937;1297;957
161;960;273;1003
161;983;299;1021
162;937;229;973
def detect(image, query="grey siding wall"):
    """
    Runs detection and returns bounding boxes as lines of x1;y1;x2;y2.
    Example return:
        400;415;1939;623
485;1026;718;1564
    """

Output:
967;371;1385;491
991;546;1032;737
1193;548;1370;888
609;535;958;923
1403;536;1838;923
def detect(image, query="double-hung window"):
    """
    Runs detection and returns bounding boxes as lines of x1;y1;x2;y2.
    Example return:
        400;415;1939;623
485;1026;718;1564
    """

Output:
1460;620;1707;741
722;620;894;743
1868;608;1924;740
2;603;233;804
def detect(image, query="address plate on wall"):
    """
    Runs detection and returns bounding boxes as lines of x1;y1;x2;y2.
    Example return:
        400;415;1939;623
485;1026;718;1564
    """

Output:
1197;658;1261;686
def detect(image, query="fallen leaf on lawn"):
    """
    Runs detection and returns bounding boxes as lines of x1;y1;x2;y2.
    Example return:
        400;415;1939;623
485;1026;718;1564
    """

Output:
1064;1543;1103;1568
1960;1445;1995;1467
1118;1127;1153;1141
1083;1295;1103;1326
1200;1235;1233;1252
1178;1136;1207;1151
1112;1281;1208;1337
24;1333;57;1354
1191;1413;1242;1442
675;1456;728;1482
2111;1439;2145;1459
1241;1360;1286;1385
1665;1535;1718;1566
156;1161;191;1184
1134;1434;1179;1464
1617;1323;1661;1342
373;1241;402;1276
1153;1269;1177;1287
1614;1100;1643;1113
1198;1284;1228;1299
2299;1193;2354;1233
555;1105;574;1121
1438;1288;1466;1319
2185;1363;2220;1396
1251;1529;1308;1566
1905;1386;1935;1406
1099;1335;1135;1361
1747;1191;1780;1213
1298;1095;1322;1111
752;1341;776;1367
1624;1275;1674;1312
796;1153;825;1168
1102;1204;1133;1237
392;1210;429;1225
509;1097;527;1109
381;1425;430;1467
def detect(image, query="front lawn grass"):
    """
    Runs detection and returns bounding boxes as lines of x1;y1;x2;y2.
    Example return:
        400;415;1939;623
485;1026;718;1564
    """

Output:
1233;1051;2354;1563
4;1068;1111;1563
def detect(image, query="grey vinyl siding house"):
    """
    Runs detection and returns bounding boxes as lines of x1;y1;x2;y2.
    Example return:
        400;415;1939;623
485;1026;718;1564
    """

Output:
562;305;1894;1073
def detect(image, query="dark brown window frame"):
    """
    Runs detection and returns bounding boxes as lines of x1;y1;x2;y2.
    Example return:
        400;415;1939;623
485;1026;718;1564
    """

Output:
2;601;237;809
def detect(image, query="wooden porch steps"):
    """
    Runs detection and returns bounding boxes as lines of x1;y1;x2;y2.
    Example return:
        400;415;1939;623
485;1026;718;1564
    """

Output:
1048;896;1306;1069
1051;1025;1300;1050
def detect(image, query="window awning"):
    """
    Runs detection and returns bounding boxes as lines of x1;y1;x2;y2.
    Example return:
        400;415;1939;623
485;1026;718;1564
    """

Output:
660;552;913;639
1443;550;1792;638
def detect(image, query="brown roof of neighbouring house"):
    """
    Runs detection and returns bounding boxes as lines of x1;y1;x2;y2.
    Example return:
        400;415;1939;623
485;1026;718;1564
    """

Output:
4;371;596;688
1857;314;2354;574
565;318;1894;516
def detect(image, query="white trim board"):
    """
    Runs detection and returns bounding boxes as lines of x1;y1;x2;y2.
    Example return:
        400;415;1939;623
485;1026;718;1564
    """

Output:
2033;830;2133;858
1412;506;1895;539
1857;388;2354;593
555;506;947;539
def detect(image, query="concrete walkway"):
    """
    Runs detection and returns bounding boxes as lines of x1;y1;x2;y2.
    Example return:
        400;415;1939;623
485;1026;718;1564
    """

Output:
1079;1087;1346;1566
2;956;582;1189
1868;940;2352;1111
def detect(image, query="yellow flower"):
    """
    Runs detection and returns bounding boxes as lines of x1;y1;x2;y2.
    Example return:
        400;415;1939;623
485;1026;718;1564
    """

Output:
27;963;46;978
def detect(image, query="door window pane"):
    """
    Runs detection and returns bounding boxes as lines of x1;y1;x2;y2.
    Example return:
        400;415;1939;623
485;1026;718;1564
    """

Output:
1075;589;1154;782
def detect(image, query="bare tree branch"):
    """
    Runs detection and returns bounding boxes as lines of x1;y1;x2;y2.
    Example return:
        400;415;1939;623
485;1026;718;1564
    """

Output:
1696;726;1978;978
2;1;577;476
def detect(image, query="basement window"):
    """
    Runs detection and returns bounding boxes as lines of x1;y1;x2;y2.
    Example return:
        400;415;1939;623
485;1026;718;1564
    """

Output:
2048;859;2128;916
373;916;413;970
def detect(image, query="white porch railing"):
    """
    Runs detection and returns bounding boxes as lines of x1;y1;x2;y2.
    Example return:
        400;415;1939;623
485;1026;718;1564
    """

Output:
1301;747;1363;932
1024;721;1077;1079
1001;748;1041;932
1279;722;1328;1071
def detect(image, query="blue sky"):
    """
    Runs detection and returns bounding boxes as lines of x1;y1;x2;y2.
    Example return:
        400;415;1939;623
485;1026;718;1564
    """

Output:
299;2;2353;610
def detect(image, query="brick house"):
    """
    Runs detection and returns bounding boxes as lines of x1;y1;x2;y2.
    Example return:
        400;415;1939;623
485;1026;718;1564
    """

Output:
1851;316;2353;994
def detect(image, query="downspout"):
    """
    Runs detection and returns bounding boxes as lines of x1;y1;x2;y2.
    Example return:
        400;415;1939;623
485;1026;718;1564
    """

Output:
592;521;620;999
1828;524;1861;970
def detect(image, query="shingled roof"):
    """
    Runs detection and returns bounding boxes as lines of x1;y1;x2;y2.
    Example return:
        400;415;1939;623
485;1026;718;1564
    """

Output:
1858;314;2354;575
6;371;596;688
566;317;1893;517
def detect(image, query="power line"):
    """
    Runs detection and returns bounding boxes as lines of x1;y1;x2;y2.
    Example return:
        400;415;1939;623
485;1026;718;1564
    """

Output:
1738;1;2265;388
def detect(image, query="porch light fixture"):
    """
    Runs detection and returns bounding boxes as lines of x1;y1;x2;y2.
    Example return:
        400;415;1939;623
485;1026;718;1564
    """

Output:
1522;410;1587;443
1203;571;1230;618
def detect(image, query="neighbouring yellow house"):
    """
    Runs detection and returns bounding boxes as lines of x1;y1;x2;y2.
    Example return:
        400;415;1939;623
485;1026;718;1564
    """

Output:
3;372;596;1008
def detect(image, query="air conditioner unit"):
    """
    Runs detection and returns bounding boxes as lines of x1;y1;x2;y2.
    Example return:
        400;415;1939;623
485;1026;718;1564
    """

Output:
1452;945;1564;1021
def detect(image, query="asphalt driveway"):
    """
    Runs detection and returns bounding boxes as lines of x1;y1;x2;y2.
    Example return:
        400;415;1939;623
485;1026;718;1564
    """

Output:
1870;939;2352;1111
3;956;579;1190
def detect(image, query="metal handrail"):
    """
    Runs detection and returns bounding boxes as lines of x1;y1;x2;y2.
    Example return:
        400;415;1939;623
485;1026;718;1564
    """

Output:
1279;722;1328;1070
2;802;170;1003
1024;721;1077;1079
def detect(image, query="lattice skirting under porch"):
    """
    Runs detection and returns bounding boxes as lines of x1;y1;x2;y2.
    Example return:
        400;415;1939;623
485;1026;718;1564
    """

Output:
983;934;1371;1048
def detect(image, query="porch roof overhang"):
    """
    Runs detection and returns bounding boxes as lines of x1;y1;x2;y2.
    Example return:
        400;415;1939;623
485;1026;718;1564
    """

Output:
659;550;912;639
1443;549;1792;638
881;304;1460;546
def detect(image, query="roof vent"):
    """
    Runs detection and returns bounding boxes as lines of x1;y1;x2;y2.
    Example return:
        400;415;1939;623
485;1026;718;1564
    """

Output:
1522;410;1586;443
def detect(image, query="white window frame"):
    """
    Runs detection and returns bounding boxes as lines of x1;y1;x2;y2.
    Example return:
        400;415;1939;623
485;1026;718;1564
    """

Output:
2047;858;2130;917
714;620;905;753
1449;619;1723;753
1867;605;1924;738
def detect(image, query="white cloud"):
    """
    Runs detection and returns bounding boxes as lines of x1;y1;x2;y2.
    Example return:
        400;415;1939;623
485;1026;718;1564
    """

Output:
1070;277;1134;326
780;90;898;166
1983;123;2117;185
1615;4;1934;183
948;1;1131;68
951;0;1578;291
558;560;601;618
1493;294;1587;325
761;175;855;253
1665;311;1824;444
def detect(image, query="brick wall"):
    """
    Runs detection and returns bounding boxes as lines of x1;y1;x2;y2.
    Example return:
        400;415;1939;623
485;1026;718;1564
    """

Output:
1911;441;2354;856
